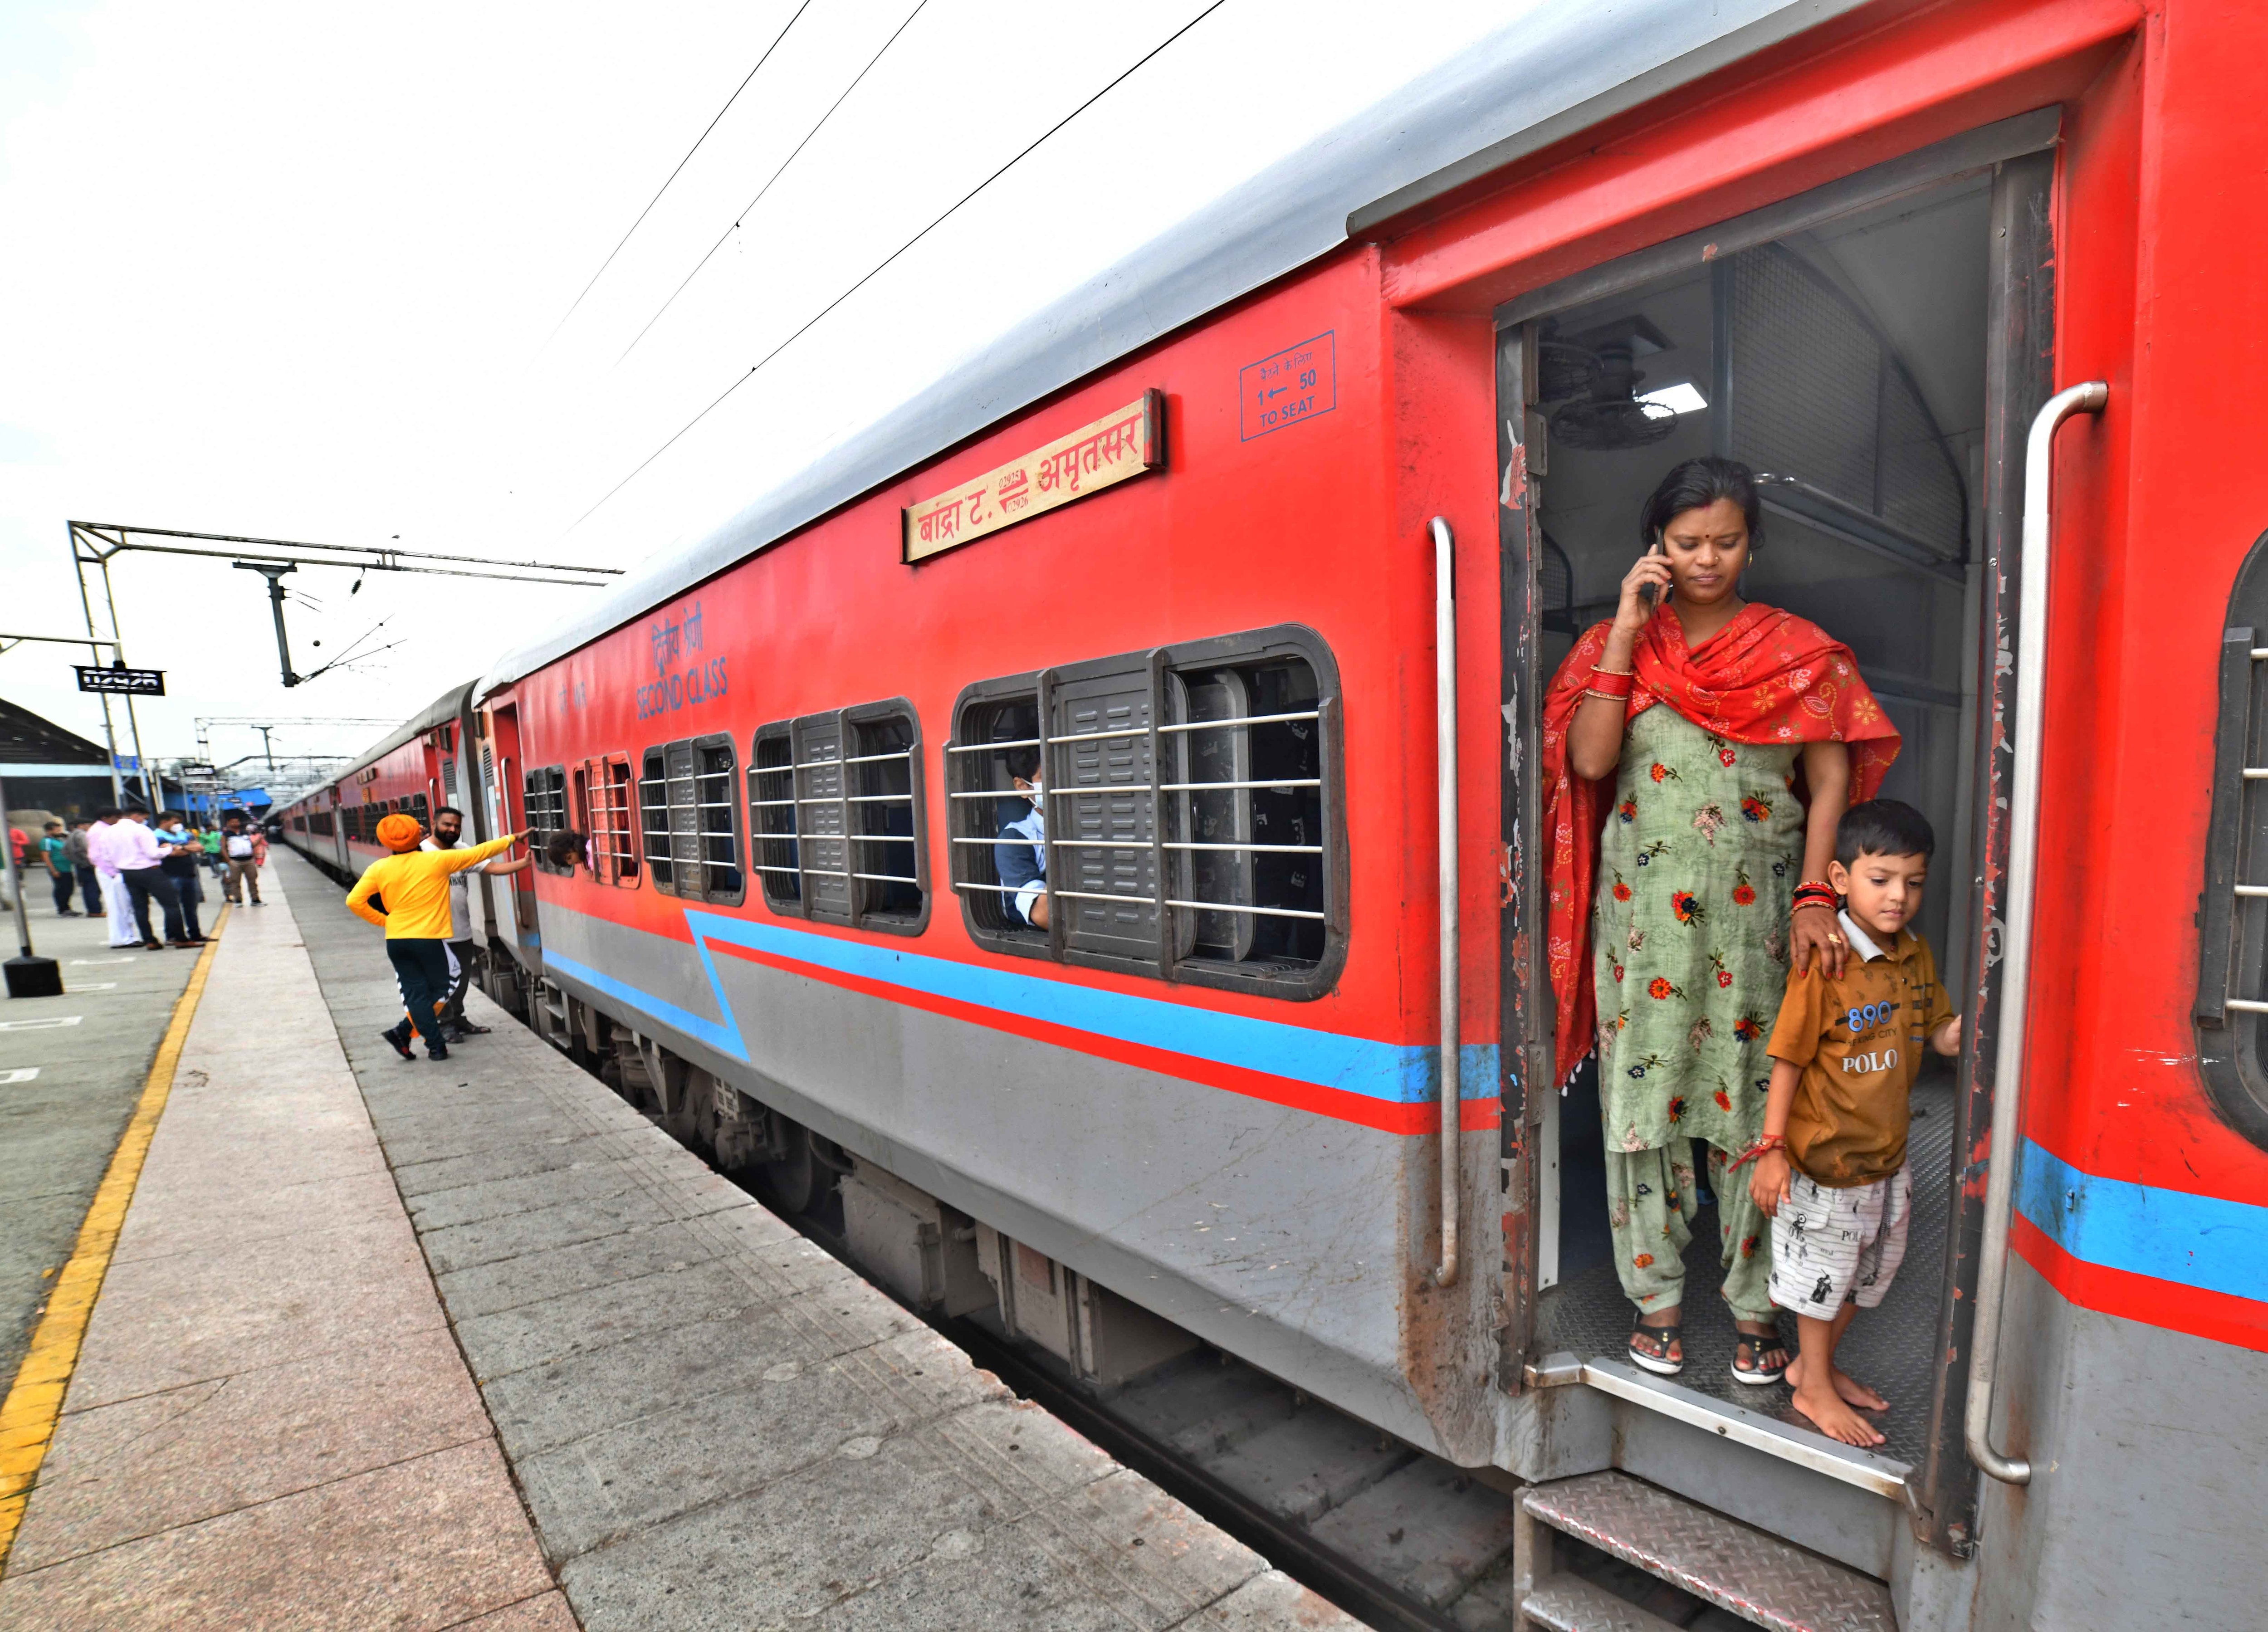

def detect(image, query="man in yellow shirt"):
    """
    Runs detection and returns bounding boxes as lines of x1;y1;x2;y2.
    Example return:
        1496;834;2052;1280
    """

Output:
347;811;524;1062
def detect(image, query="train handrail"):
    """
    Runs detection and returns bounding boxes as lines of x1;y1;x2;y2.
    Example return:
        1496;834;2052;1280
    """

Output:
1965;379;2107;1487
1431;517;1460;1289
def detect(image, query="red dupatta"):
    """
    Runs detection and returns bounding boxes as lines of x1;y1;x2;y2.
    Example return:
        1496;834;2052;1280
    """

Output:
1541;602;1901;1084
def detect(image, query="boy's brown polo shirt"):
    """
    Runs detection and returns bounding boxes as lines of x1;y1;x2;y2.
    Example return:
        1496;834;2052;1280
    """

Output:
1766;911;1954;1187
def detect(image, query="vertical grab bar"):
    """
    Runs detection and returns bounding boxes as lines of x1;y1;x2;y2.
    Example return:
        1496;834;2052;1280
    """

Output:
1431;517;1461;1289
1965;379;2107;1486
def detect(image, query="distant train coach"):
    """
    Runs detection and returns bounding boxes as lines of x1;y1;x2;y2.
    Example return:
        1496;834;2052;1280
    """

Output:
285;4;2268;1626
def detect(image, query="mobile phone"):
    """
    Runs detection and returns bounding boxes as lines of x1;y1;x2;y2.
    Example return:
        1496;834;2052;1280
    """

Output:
1637;539;1663;607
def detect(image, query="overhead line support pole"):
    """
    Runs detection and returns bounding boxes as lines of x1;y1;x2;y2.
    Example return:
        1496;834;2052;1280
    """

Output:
66;523;126;806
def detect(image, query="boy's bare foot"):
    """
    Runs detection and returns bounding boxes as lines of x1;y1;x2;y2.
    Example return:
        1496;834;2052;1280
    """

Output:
1790;1378;1887;1447
1785;1353;1888;1409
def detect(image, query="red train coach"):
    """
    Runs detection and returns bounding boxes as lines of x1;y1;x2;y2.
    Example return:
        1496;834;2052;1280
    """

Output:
284;1;2268;1625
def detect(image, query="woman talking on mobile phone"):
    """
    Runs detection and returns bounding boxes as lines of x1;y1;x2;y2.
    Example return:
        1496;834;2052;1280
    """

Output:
1543;457;1901;1385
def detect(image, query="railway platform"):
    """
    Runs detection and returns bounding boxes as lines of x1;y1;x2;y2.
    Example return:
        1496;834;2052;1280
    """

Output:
0;854;1353;1630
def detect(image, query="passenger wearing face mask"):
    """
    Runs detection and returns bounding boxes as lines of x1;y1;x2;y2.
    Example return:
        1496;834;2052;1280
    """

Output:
993;746;1048;929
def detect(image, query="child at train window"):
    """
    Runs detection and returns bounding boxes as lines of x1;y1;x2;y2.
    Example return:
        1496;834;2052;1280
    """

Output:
1748;799;1960;1448
993;747;1047;928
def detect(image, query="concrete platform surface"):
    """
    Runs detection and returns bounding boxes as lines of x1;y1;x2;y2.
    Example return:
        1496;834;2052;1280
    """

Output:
0;884;210;1388
1;845;1359;1629
0;864;572;1632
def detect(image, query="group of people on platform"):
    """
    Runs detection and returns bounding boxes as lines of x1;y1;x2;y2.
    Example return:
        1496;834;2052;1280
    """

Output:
1544;456;1960;1447
13;807;267;950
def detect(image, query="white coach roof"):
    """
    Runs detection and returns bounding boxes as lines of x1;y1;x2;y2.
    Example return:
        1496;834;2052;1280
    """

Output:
480;0;1867;695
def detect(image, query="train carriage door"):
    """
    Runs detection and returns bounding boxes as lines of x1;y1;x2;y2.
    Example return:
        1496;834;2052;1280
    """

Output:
489;701;538;947
1491;116;2057;1553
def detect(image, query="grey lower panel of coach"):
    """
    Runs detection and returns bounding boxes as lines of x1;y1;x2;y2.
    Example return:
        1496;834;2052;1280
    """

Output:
533;902;1457;1458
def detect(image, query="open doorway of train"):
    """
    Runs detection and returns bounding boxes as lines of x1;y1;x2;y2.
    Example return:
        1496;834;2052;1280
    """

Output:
1502;142;2041;1480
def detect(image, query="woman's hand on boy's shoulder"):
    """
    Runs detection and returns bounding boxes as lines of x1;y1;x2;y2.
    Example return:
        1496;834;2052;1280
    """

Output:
1931;1014;1961;1056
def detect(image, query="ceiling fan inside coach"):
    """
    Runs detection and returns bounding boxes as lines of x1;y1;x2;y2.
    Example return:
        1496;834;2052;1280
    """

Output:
1540;315;1681;453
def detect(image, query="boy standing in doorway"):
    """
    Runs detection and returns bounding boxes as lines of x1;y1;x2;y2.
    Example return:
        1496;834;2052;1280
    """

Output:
1748;800;1961;1447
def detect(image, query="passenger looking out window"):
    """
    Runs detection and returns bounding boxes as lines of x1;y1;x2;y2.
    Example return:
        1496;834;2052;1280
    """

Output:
994;746;1048;929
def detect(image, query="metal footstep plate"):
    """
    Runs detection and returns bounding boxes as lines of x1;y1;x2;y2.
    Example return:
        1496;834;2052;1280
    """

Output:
1524;1471;1896;1632
1519;1575;1684;1631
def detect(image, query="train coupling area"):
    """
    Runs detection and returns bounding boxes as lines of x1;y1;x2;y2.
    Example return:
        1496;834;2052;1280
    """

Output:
0;855;1351;1630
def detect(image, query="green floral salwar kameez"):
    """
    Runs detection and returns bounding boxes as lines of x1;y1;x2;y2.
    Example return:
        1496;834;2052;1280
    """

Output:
1592;704;1801;1320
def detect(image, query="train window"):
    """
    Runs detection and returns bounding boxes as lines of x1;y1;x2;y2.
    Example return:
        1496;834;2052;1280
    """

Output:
2195;545;2268;1151
694;738;743;902
310;811;333;836
408;794;429;831
585;754;639;887
948;625;1344;997
747;702;927;933
523;766;570;874
640;748;675;893
750;727;800;909
639;737;744;904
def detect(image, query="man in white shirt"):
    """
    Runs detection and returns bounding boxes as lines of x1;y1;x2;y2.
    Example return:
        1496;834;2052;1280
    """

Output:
112;809;195;948
421;806;529;1040
86;809;142;948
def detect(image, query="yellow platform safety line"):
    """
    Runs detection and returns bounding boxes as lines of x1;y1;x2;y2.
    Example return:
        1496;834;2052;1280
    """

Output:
0;907;229;1577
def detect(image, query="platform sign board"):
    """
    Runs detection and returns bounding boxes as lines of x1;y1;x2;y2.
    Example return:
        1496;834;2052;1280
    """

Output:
903;390;1162;564
112;754;139;772
75;665;165;696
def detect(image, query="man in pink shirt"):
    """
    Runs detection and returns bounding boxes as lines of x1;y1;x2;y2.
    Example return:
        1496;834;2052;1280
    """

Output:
85;810;141;948
110;809;195;948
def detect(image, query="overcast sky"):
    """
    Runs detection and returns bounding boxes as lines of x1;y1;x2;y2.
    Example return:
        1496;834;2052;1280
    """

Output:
0;0;1523;793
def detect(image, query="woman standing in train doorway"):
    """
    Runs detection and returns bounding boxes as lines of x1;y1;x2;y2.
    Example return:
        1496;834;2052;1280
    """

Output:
1543;458;1900;1383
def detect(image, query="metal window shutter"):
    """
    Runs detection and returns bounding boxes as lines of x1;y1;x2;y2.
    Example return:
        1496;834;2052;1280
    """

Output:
666;743;701;889
796;716;851;921
1052;664;1156;962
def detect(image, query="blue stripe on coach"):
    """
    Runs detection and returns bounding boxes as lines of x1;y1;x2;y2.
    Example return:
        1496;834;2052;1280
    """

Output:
2016;1140;2268;1304
543;910;1500;1106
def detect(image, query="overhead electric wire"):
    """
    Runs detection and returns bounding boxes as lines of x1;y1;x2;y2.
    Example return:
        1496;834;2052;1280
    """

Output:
567;0;1231;536
547;0;818;339
616;0;934;367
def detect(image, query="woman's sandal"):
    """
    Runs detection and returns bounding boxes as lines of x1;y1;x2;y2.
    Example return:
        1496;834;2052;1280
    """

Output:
1629;1319;1684;1376
1731;1329;1790;1386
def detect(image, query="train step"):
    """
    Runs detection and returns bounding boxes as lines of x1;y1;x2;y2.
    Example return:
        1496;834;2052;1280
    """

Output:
1515;1470;1896;1632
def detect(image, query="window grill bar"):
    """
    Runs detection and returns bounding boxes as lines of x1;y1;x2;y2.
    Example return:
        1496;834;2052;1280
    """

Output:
2237;885;2268;899
1037;709;1325;749
1156;709;1321;734
2227;998;2268;1014
832;751;913;767
1168;898;1327;922
945;738;1043;753
1044;838;1323;855
2252;649;2268;660
2246;769;2268;781
1156;779;1322;793
948;779;1321;798
1015;886;1327;924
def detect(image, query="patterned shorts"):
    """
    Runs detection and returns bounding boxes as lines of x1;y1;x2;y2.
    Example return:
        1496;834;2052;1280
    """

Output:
1767;1165;1913;1320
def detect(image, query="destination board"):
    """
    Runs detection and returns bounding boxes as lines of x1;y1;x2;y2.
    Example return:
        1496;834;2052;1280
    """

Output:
903;391;1163;564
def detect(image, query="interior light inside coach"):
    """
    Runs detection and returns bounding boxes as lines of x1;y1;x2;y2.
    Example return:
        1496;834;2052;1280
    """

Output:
1635;381;1708;418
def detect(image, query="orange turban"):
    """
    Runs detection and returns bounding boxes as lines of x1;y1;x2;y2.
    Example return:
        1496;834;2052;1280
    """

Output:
376;812;423;850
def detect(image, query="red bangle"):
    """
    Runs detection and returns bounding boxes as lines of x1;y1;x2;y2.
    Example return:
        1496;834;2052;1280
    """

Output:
1728;1134;1786;1172
1587;666;1634;699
